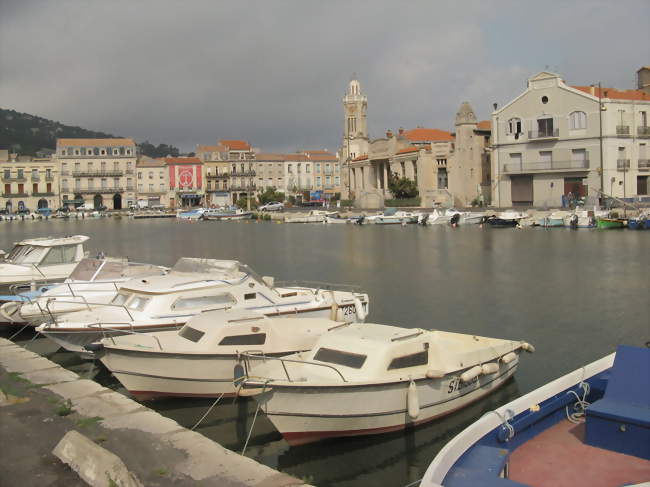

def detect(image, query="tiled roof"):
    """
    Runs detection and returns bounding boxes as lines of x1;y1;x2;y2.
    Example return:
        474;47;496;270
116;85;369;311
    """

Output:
137;157;165;167
396;146;420;155
256;153;287;162
303;150;331;155
572;86;650;101
164;157;202;164
197;144;227;152
403;128;454;142
476;120;491;130
57;138;135;147
352;154;368;162
219;139;251;151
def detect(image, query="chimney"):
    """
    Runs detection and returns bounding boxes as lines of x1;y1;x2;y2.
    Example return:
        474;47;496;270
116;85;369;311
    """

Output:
590;85;595;96
398;127;404;135
493;103;498;110
386;129;393;138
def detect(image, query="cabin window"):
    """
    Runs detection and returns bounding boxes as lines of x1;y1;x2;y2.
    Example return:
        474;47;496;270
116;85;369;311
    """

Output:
218;333;266;345
6;245;47;265
128;296;150;311
171;293;236;310
39;245;77;265
179;326;205;343
111;292;130;306
244;292;256;300
388;350;429;370
314;348;367;369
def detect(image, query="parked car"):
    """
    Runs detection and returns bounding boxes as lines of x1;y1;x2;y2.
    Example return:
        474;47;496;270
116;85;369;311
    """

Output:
259;201;284;211
16;208;31;215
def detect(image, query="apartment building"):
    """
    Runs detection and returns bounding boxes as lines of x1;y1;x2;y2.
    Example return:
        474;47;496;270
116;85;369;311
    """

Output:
492;71;650;207
135;156;169;208
307;151;341;197
1;152;59;212
165;156;204;208
255;153;286;193
197;144;230;206
219;140;256;205
56;138;136;209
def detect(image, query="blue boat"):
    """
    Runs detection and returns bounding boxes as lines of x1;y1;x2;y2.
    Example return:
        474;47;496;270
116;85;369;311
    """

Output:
627;214;649;230
421;345;649;487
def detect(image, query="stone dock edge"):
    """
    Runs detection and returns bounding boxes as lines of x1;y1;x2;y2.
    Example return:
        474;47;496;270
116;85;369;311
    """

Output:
0;337;311;487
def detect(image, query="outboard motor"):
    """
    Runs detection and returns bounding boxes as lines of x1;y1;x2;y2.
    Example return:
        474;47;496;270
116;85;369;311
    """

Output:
450;213;461;226
419;214;429;225
355;216;365;225
569;214;579;229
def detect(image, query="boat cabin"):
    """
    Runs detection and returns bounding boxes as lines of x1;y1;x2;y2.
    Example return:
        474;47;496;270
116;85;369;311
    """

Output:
2;235;88;267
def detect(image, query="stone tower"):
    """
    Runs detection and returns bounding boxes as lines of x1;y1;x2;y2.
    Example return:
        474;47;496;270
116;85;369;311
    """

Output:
342;77;368;162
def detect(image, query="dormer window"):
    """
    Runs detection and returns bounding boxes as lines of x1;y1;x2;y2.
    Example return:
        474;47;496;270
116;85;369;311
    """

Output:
569;111;587;130
126;149;132;155
87;149;93;155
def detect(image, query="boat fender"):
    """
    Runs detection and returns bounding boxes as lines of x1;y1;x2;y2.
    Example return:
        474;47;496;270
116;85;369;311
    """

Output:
426;369;445;379
460;365;482;383
233;362;246;387
521;342;535;353
329;291;339;320
501;352;517;364
407;378;419;419
352;297;366;321
481;362;500;375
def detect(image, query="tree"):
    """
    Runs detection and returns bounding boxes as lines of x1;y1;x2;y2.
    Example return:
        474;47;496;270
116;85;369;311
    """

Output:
388;172;419;199
257;187;285;204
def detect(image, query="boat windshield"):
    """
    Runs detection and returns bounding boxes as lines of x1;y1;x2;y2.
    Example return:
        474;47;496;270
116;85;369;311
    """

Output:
5;245;48;265
126;295;150;311
313;347;367;369
111;292;131;306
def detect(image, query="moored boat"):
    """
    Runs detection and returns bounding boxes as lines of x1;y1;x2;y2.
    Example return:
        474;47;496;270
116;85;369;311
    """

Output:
285;210;339;223
95;311;344;399
420;345;649;487
627;212;649;230
482;211;526;228
176;208;206;220
596;217;626;229
241;323;533;446
202;207;253;221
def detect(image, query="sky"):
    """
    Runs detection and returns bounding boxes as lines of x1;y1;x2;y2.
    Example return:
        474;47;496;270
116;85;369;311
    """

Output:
1;0;648;154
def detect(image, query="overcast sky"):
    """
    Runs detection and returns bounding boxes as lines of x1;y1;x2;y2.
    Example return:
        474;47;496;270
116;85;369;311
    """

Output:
1;1;648;153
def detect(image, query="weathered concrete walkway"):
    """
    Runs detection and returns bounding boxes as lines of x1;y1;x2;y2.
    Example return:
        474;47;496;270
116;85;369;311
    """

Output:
0;337;310;486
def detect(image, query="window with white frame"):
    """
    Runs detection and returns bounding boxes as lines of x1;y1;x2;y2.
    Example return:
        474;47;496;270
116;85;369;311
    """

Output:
507;118;523;136
569;111;587;130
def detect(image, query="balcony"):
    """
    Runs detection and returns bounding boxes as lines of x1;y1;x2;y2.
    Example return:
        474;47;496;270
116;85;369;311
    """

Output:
528;128;559;140
502;159;590;174
638;159;650;171
616;159;630;171
31;175;40;181
638;126;650;137
230;170;256;177
1;175;27;182
125;169;134;175
2;192;29;197
76;187;123;194
206;173;230;179
32;192;55;197
72;170;123;177
45;174;54;181
616;125;630;136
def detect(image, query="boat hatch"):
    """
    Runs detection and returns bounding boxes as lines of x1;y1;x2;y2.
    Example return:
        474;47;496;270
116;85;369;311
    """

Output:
178;325;205;343
313;348;367;369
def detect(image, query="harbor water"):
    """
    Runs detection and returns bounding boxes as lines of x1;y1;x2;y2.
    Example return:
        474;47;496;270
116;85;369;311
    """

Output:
1;218;648;486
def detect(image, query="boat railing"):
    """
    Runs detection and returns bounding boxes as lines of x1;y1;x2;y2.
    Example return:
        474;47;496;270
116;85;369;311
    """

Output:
239;352;348;383
52;280;122;298
42;299;135;325
94;324;166;351
274;280;362;294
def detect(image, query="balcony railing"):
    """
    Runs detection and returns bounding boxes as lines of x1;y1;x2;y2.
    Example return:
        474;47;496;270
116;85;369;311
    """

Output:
45;174;54;181
206;173;230;179
502;159;590;173
230;170;256;177
638;159;650;171
2;192;29;197
638;126;650;137
31;175;40;181
32;192;55;197
125;169;134;175
616;125;630;136
528;128;559;139
76;187;123;194
616;159;630;170
1;175;27;182
72;170;123;177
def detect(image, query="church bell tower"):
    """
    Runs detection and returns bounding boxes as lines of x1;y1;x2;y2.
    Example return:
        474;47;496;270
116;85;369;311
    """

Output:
342;77;368;162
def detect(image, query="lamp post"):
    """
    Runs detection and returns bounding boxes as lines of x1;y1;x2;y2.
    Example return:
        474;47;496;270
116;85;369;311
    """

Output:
598;82;604;207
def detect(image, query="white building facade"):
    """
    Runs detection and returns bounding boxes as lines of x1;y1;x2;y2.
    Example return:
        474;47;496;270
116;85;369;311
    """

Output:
492;72;650;207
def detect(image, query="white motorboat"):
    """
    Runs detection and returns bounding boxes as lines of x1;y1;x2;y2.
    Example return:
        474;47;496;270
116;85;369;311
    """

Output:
202;207;253;221
176;208;206;220
241;323;533;446
419;209;454;225
366;208;419;225
0;235;89;289
285;210;339;223
564;209;597;228
0;257;168;326
538;210;570;227
95;310;344;399
36;258;369;356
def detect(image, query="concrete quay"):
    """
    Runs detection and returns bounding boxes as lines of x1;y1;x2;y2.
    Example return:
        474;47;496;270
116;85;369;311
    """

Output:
0;337;310;487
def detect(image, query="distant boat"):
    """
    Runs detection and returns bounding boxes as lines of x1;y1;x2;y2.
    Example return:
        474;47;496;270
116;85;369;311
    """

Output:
596;217;626;229
176;208;206;220
627;212;649;230
202;207;253;221
482;211;526;228
285;210;339;223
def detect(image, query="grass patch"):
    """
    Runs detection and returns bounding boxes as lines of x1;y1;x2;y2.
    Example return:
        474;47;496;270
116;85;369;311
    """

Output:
153;468;169;477
94;436;107;443
76;416;103;428
8;372;32;384
55;399;73;416
106;473;119;487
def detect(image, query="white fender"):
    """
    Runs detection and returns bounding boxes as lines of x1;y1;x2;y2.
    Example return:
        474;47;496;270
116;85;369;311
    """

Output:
0;302;21;323
460;365;482;383
481;362;500;375
501;352;517;364
407;378;419;419
426;369;445;379
352;297;366;322
521;342;535;353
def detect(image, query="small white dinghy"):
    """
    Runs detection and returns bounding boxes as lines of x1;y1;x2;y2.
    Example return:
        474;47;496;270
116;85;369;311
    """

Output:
241;323;533;445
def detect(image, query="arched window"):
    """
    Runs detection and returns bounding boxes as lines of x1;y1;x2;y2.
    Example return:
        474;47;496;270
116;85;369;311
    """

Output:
569;111;587;130
507;118;523;136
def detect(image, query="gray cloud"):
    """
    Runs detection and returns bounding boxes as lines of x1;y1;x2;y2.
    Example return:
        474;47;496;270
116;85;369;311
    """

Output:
1;0;648;153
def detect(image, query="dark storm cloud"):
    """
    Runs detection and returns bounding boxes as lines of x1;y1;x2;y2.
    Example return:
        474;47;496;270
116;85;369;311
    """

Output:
1;0;648;153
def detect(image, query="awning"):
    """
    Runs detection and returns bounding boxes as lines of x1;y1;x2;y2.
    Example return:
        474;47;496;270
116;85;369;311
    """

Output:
180;194;199;199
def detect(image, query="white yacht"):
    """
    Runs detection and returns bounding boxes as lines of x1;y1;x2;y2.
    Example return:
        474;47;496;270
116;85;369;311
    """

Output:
95;310;343;399
241;323;533;446
0;235;89;289
36;258;369;356
0;257;168;325
365;208;419;225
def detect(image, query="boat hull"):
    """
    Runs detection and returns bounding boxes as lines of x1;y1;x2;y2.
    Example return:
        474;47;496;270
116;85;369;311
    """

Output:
596;218;626;229
255;360;519;446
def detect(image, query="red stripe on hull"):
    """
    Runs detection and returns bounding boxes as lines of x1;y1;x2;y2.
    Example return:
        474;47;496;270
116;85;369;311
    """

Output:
129;390;239;401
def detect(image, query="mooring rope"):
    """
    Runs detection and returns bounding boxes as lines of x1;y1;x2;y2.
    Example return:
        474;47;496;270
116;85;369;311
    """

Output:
191;392;225;431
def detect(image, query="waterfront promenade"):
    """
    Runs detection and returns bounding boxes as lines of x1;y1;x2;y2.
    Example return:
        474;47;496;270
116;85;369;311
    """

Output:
0;337;309;487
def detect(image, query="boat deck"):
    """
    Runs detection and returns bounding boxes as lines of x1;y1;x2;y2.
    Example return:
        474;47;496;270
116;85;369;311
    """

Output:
509;419;650;487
